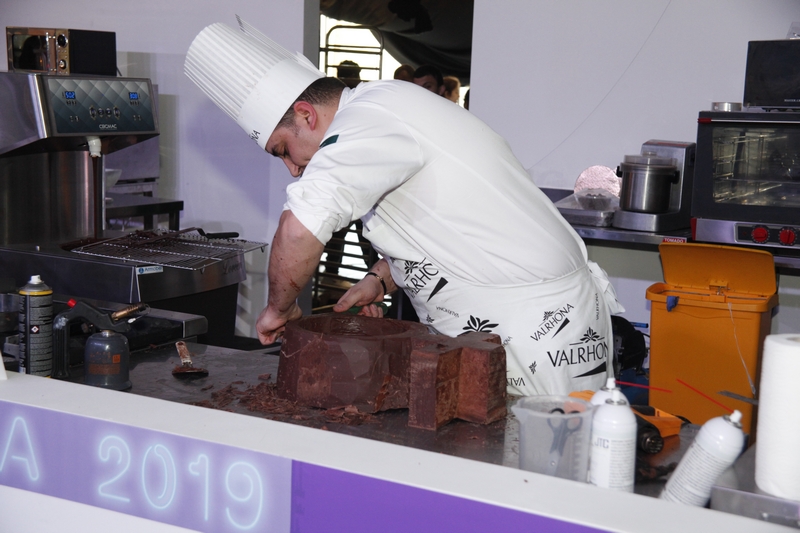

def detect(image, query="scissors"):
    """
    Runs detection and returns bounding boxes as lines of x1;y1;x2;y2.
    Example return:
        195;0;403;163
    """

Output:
545;407;583;476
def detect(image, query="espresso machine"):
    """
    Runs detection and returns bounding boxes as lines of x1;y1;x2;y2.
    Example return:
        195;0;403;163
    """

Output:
612;140;696;232
0;71;263;347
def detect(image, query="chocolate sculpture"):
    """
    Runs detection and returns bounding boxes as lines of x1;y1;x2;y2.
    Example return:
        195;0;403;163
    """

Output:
277;314;507;430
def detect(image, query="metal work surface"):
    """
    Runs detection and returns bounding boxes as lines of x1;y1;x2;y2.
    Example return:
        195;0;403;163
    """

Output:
119;342;517;468
573;224;691;247
106;342;689;496
712;446;800;528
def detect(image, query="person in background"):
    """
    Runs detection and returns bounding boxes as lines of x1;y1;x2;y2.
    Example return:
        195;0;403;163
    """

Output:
443;76;461;104
326;60;370;282
412;65;445;96
185;20;624;397
393;64;415;82
336;60;362;89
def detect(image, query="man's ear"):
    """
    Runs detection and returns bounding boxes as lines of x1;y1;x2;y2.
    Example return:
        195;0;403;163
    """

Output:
437;85;446;96
293;101;318;130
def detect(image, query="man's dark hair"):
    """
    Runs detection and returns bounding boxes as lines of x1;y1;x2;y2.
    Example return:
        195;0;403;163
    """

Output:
336;60;361;79
413;65;443;87
394;64;415;80
276;77;346;131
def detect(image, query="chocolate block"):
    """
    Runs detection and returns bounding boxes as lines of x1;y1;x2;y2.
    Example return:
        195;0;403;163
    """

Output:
278;315;507;429
408;333;507;430
456;335;507;424
277;314;428;413
407;343;462;430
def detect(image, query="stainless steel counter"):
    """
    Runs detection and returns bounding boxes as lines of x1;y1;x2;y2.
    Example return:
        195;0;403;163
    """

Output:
94;341;693;497
572;224;690;247
712;446;800;528
541;187;800;270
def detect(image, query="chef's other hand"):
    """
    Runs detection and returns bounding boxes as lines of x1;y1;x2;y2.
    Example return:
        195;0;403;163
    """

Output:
256;301;303;344
334;276;384;315
356;303;385;318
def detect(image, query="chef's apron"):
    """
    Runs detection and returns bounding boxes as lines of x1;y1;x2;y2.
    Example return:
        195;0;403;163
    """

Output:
383;255;622;396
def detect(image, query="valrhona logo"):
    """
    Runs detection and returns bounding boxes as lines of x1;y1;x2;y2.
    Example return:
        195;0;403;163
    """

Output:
403;259;448;301
546;327;608;378
462;315;499;334
530;304;574;342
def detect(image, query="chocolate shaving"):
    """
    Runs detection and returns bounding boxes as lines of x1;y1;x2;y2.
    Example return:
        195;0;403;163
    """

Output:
190;380;376;427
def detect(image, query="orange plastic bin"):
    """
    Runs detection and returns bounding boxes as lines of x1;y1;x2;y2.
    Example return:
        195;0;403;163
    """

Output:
646;243;778;437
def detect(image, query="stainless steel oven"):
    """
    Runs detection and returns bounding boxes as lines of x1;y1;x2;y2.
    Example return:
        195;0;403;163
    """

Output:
692;110;800;250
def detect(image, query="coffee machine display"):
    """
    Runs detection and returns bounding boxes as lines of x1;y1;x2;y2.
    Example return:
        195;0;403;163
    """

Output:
612;140;696;233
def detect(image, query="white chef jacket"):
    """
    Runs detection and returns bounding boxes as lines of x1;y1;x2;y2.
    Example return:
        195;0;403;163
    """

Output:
285;80;623;395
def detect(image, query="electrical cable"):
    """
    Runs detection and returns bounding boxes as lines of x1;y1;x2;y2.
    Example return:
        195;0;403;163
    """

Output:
728;301;756;397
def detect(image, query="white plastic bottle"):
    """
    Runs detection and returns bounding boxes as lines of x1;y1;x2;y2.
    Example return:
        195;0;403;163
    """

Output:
589;389;637;492
590;377;627;406
660;410;745;506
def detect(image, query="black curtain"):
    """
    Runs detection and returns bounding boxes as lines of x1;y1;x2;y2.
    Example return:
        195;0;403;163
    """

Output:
320;0;473;84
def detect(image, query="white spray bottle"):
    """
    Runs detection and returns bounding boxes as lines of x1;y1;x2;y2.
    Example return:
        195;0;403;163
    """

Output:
660;410;745;506
589;389;637;492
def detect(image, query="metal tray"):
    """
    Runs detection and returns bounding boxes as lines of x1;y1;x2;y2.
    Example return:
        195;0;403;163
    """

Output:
70;228;267;270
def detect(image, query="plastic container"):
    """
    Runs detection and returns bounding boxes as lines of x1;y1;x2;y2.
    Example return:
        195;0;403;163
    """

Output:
18;275;53;376
646;243;777;436
660;410;745;506
512;396;593;482
589;390;637;492
554;193;617;227
84;330;131;391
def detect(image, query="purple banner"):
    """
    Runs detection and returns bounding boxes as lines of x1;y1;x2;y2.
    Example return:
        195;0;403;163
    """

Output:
291;462;606;533
0;399;606;532
0;402;292;532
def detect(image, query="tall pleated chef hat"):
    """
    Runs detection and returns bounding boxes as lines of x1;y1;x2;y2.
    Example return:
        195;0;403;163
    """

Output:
184;16;324;150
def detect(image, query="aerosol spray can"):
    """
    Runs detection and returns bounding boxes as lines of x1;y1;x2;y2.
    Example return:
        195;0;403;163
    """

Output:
590;377;627;406
18;275;53;376
660;410;744;506
590;389;637;492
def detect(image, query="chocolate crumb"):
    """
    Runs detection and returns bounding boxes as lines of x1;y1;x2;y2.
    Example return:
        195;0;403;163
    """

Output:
188;380;376;427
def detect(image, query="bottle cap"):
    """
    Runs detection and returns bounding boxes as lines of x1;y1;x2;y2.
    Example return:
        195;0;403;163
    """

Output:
725;409;743;428
29;275;42;284
605;388;629;406
603;377;616;391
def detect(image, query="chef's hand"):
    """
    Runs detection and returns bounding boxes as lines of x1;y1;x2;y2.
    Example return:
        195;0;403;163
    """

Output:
334;277;385;318
256;301;303;344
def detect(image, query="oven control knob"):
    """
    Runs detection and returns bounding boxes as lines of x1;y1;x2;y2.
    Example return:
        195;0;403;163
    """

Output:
751;226;770;244
779;227;797;246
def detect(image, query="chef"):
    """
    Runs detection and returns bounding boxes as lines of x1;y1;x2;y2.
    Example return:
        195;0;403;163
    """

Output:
185;19;624;395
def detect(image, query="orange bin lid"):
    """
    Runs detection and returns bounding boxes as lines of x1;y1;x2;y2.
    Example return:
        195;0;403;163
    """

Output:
656;242;776;297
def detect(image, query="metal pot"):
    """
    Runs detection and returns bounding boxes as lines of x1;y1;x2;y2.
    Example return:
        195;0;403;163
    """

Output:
617;154;679;213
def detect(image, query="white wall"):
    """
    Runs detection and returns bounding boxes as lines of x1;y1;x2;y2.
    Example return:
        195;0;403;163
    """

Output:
0;0;318;337
471;0;800;333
